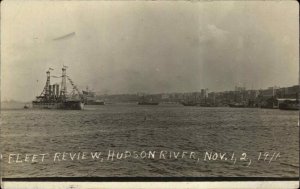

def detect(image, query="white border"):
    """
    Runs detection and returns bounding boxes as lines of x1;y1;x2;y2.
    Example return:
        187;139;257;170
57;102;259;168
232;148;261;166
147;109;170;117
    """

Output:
1;181;299;189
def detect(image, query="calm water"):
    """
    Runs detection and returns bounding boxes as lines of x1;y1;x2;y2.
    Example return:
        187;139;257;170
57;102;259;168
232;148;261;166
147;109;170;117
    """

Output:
0;104;299;177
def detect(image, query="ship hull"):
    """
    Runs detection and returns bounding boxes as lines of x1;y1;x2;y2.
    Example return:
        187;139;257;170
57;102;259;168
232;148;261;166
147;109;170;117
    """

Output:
279;107;299;110
260;105;277;109
32;101;84;110
229;103;246;108
138;102;159;105
86;101;105;105
279;103;299;111
182;103;197;106
181;102;198;106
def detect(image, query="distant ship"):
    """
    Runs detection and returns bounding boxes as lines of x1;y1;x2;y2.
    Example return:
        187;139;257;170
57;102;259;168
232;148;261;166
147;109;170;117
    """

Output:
198;102;215;107
228;103;246;108
260;97;278;109
138;101;159;105
138;95;159;105
181;101;198;106
181;94;199;106
279;99;299;110
89;100;105;105
82;88;105;105
32;66;84;110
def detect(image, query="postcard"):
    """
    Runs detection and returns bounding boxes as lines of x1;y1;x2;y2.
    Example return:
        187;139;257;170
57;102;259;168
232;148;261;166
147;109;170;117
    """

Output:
1;0;299;188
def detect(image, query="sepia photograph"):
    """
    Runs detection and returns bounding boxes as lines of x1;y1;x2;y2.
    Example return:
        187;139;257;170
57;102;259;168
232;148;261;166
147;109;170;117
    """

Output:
0;0;299;188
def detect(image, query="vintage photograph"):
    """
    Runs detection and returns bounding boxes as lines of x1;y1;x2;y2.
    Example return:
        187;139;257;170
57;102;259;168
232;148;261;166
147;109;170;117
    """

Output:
1;0;299;188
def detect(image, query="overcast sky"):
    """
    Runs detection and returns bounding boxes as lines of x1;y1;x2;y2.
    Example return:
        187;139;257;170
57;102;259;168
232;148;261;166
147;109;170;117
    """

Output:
1;1;299;101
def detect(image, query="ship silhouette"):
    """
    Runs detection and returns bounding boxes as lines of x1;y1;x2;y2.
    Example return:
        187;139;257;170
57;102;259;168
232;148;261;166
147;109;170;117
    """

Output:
82;87;105;105
32;66;84;110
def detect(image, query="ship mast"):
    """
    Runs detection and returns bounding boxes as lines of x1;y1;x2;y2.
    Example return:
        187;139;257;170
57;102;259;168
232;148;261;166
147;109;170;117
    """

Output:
60;66;68;98
45;70;51;98
38;68;53;99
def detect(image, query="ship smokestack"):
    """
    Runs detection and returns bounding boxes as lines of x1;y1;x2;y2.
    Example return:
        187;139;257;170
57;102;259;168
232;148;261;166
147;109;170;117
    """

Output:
45;71;51;98
52;85;55;97
51;85;53;97
49;85;52;97
55;84;60;97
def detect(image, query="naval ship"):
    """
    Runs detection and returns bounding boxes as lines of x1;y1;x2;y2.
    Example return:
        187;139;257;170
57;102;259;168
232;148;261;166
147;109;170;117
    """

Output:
82;87;105;105
32;66;84;110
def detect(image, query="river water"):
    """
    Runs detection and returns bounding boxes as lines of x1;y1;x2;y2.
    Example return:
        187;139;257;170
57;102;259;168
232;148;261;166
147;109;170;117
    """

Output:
0;104;299;177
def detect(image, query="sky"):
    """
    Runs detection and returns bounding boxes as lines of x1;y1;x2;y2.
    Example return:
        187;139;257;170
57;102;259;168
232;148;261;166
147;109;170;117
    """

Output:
1;1;299;101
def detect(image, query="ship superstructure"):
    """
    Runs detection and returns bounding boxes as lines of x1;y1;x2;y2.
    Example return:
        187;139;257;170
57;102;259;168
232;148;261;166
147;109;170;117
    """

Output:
32;66;84;110
82;87;105;105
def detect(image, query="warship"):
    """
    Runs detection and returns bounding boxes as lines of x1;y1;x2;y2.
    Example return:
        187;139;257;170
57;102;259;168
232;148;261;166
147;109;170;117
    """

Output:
32;66;84;110
82;87;105;105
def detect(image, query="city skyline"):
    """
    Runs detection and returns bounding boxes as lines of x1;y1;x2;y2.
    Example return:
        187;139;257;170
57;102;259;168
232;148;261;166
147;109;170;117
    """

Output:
2;82;298;103
1;1;299;101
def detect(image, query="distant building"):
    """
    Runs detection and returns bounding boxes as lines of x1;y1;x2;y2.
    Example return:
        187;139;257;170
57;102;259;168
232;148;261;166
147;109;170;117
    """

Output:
200;89;208;99
284;85;299;98
235;86;246;92
259;87;276;98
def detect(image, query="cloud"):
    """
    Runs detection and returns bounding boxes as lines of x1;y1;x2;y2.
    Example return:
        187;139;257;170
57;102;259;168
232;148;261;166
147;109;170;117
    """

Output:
53;32;76;41
199;24;228;46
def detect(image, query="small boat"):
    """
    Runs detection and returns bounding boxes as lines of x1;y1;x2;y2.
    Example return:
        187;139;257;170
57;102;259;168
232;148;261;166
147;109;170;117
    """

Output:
24;104;29;109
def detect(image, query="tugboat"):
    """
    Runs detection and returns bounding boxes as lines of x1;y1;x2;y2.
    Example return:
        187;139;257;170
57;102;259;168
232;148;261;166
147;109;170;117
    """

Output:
32;66;84;110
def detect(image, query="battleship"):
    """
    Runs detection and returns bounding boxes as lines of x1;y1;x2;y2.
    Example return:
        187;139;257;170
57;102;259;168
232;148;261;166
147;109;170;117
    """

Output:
32;66;84;110
82;87;105;105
